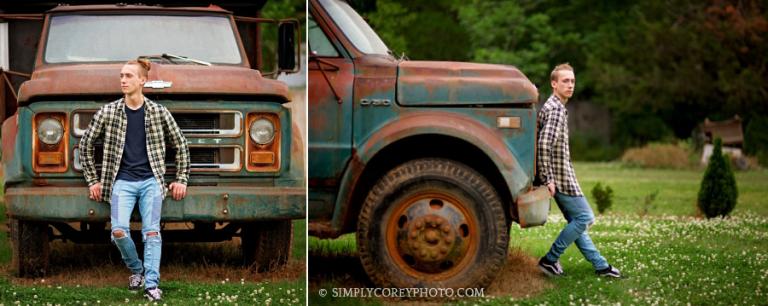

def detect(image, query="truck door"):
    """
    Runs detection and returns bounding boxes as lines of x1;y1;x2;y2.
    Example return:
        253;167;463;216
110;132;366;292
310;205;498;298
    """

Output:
307;12;354;213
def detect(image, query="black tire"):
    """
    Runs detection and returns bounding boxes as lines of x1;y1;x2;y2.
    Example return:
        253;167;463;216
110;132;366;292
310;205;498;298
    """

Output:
241;221;293;272
9;218;50;277
357;158;509;289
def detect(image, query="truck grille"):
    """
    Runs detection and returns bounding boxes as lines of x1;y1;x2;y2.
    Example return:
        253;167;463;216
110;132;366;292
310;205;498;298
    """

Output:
73;145;241;172
173;113;217;132
72;110;242;137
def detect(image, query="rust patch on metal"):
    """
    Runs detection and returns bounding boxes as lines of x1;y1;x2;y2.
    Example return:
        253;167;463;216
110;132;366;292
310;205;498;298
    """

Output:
32;178;49;186
333;151;365;233
17;64;289;104
2;114;18;163
397;61;538;106
46;4;233;14
290;122;304;170
0;14;44;21
308;221;338;239
307;58;354;133
360;111;516;167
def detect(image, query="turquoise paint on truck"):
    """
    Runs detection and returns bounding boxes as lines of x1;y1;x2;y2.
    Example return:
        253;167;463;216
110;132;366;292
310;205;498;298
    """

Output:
6;186;304;222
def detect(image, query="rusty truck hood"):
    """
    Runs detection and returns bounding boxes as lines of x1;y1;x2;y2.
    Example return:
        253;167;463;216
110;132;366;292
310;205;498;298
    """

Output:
396;61;538;106
17;64;290;104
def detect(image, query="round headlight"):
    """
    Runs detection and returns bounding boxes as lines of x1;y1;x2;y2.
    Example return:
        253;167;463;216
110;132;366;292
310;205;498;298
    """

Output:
38;118;64;145
250;118;275;145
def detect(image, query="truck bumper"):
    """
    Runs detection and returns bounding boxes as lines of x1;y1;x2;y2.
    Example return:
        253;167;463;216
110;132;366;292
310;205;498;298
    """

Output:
5;186;306;222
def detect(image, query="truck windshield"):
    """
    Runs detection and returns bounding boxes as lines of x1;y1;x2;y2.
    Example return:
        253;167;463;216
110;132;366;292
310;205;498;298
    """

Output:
45;14;242;64
319;0;390;56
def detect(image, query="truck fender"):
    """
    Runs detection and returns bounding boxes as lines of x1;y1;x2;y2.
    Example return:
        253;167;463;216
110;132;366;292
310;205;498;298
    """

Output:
331;111;530;232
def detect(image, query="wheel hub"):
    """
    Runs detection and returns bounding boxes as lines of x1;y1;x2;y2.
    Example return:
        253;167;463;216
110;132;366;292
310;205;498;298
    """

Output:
408;215;455;262
388;194;473;275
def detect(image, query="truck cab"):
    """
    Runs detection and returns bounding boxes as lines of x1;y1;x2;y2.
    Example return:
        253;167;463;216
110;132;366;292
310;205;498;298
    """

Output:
1;2;304;276
308;0;542;289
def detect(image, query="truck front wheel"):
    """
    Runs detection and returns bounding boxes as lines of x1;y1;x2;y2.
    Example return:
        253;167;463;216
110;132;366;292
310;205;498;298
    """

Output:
9;218;50;277
241;221;293;272
358;158;509;288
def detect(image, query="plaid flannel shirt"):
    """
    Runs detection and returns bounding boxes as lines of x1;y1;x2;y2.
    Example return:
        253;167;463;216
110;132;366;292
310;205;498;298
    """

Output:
80;97;190;203
536;95;583;196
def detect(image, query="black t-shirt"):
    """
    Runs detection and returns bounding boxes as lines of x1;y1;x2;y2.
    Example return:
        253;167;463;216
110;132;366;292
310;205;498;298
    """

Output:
116;104;154;181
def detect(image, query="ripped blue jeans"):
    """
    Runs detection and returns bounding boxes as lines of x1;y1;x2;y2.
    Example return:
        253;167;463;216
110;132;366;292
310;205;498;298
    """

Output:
545;192;609;271
110;178;163;289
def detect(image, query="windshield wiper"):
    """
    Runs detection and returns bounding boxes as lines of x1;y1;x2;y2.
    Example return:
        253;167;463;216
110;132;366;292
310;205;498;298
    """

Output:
161;53;212;66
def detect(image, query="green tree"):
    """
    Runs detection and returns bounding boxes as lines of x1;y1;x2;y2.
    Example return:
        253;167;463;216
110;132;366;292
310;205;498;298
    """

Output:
456;1;578;87
697;138;738;218
362;0;472;60
365;0;415;55
585;0;768;143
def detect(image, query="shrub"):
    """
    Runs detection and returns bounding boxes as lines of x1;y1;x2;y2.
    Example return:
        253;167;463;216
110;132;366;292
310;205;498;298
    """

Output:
621;142;692;169
697;138;738;218
591;182;614;214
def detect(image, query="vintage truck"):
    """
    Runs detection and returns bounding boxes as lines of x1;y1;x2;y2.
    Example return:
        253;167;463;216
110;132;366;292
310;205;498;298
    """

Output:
0;1;304;276
308;0;544;289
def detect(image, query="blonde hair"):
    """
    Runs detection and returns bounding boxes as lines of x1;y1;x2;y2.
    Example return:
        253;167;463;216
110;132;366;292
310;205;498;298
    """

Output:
550;63;574;82
125;58;152;78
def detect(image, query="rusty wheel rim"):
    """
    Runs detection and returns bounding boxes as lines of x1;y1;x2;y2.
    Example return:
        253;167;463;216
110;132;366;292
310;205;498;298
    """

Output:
384;191;479;281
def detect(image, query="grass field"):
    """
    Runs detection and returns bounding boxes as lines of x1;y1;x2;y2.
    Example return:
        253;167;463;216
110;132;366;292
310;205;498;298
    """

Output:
0;183;306;305
309;162;768;305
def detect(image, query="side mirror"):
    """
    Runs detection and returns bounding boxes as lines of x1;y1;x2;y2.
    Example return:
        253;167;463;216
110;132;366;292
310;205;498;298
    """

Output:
278;20;300;73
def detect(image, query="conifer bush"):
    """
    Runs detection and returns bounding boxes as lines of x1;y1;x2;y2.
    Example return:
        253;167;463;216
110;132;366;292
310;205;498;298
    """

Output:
697;138;738;218
592;182;613;214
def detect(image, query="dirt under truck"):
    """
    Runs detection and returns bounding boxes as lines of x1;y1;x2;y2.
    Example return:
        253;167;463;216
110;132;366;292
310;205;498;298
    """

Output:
0;1;304;276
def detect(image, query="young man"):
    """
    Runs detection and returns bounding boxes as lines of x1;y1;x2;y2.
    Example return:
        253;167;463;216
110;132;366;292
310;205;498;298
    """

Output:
536;63;621;278
80;58;190;301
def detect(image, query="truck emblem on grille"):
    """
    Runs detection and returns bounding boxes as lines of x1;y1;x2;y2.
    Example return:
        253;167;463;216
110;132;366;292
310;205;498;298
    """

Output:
144;80;173;89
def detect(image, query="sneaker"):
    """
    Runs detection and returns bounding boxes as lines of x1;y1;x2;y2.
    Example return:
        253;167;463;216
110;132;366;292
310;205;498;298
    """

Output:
596;265;622;278
538;257;564;277
128;274;144;291
144;287;163;301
